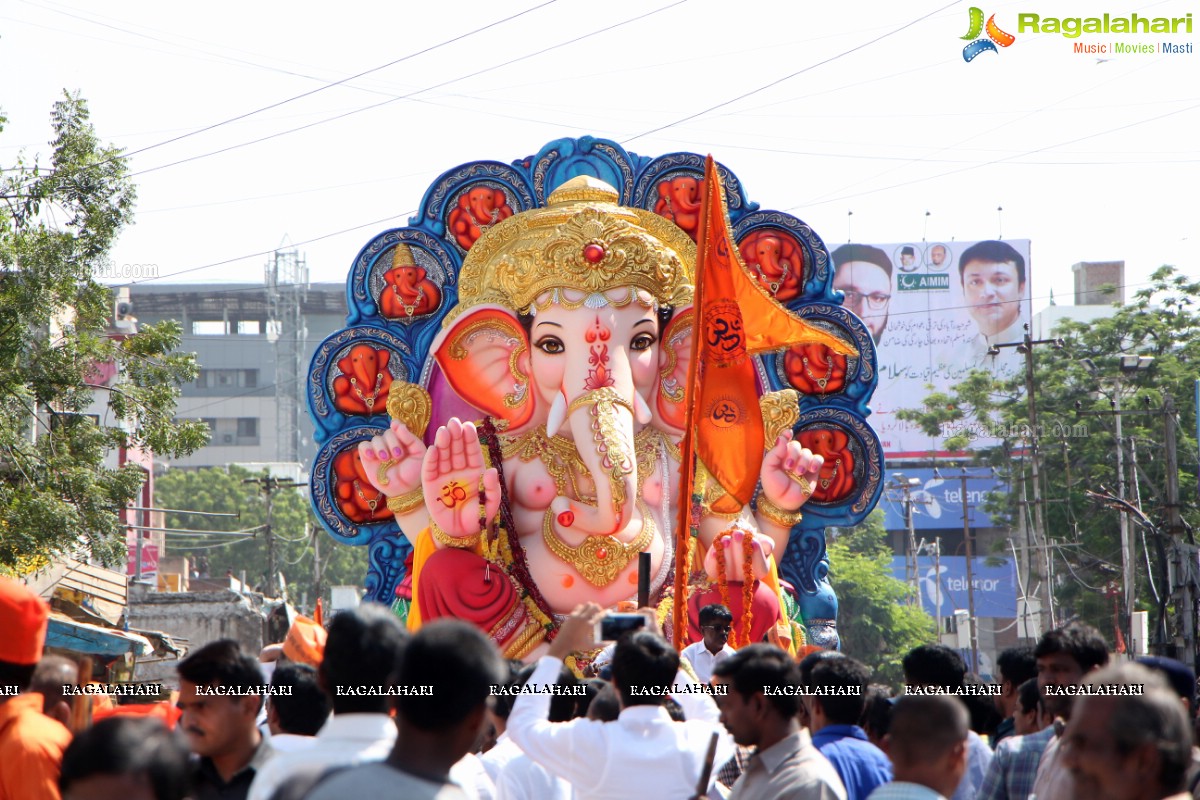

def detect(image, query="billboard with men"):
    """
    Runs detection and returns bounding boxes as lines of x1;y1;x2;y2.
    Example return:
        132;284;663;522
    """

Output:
831;239;1033;458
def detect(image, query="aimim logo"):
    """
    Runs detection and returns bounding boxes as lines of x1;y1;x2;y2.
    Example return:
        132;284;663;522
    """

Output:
961;7;1016;61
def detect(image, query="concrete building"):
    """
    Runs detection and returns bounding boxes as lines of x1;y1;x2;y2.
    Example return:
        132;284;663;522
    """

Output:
126;279;347;470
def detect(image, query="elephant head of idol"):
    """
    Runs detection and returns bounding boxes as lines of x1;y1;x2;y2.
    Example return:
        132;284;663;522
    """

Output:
431;176;696;539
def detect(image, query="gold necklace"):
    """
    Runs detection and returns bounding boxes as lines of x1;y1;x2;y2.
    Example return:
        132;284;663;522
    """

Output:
819;458;842;491
391;284;426;317
542;500;656;587
353;480;380;513
349;372;385;412
802;354;834;390
500;426;680;500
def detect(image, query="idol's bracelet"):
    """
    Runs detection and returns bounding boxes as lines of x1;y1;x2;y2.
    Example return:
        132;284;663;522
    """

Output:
756;493;804;528
386;488;425;516
430;519;481;549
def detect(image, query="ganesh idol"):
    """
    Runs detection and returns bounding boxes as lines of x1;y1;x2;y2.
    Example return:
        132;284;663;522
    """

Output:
351;176;843;661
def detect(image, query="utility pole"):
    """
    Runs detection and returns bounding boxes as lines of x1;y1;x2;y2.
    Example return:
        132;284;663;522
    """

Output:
244;474;306;598
1162;396;1196;670
1077;354;1156;653
933;537;942;639
989;329;1064;634
953;469;995;672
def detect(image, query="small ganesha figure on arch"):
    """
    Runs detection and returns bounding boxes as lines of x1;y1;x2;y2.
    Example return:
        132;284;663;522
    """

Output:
353;176;854;662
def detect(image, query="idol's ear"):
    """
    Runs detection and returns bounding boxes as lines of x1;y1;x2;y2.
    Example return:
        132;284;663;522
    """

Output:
655;306;693;433
433;307;534;430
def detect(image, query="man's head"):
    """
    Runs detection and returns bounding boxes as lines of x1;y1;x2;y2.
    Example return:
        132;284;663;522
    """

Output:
899;246;916;269
1035;623;1109;720
698;604;733;654
903;644;966;689
60;717;190;800
610;630;680;708
268;662;330;737
31;654;79;726
175;639;263;758
1014;678;1042;736
492;662;581;725
797;649;845;729
1136;656;1197;715
995;645;1037;717
958;240;1026;338
832;244;893;344
587;681;621;722
321;603;409;715
885;695;970;798
804;656;870;734
393;619;506;763
930;244;948;267
860;684;894;747
1062;663;1192;800
712;644;801;748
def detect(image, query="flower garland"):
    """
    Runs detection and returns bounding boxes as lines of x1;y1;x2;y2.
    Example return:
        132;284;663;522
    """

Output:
711;528;757;648
740;532;755;647
712;535;733;642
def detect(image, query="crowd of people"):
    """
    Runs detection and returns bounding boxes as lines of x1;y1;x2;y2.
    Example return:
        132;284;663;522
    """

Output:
3;575;1200;800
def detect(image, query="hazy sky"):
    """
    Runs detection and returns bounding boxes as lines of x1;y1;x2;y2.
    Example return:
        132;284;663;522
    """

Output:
2;0;1196;316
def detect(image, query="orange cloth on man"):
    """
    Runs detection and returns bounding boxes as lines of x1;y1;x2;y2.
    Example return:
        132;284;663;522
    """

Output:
0;692;72;800
0;577;50;664
282;615;327;667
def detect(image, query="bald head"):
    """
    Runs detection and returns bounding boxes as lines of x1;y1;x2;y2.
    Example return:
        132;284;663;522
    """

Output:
885;695;970;797
1063;663;1192;800
32;655;79;725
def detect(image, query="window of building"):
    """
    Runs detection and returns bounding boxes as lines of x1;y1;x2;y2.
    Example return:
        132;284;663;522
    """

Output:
192;320;227;335
237;418;258;438
195;369;259;389
237;320;263;335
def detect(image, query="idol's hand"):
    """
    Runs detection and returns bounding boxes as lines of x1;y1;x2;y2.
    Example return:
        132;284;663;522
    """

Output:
357;420;426;499
703;527;772;583
421;417;502;540
759;430;823;513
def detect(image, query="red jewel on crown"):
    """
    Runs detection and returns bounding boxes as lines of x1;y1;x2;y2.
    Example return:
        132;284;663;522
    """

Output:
582;242;606;264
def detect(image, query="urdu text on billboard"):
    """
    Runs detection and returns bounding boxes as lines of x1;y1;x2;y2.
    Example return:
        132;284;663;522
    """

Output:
832;239;1032;458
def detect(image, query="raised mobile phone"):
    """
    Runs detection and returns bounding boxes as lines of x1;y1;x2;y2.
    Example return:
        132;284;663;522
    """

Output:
594;612;647;643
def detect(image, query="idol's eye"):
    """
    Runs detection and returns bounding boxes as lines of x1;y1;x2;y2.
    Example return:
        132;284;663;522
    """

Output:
535;337;565;355
630;333;656;351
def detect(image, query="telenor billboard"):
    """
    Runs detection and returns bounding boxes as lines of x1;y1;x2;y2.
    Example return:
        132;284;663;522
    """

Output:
881;468;1007;531
832;240;1032;458
890;555;1018;618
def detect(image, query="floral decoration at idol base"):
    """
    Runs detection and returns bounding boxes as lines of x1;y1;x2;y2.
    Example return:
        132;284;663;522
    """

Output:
343;176;848;662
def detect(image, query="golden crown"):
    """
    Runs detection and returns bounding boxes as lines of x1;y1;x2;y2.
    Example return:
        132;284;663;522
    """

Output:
448;176;695;323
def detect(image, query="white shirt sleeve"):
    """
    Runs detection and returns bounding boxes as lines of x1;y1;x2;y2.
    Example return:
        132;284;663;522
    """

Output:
506;655;608;787
669;668;721;726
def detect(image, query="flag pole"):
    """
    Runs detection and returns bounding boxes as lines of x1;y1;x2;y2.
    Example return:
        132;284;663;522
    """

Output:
673;156;717;650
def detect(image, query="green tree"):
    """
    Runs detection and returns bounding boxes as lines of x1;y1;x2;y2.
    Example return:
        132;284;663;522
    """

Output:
0;93;206;571
897;265;1200;643
154;465;370;611
827;509;937;687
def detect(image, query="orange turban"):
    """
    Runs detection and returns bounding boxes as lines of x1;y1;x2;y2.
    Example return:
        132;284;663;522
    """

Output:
282;615;327;667
0;578;50;665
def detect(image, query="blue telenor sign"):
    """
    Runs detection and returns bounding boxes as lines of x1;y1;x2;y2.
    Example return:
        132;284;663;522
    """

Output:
882;469;1008;531
890;556;1017;617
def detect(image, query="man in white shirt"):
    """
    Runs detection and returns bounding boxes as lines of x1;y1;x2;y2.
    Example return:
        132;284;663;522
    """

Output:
247;604;408;800
681;604;737;684
263;662;329;753
508;603;733;800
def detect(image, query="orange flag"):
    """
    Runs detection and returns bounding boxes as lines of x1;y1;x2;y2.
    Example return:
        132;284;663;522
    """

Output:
688;156;856;511
314;597;324;627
